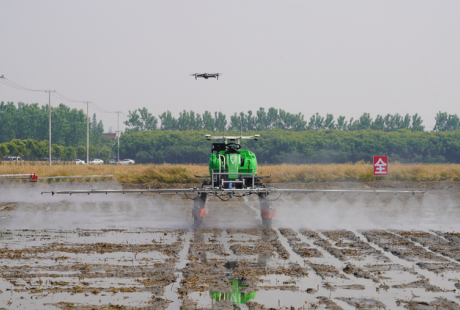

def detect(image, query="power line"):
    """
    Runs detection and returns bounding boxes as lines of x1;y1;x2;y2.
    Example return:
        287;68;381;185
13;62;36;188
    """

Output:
0;79;31;92
89;102;113;114
52;91;87;104
46;90;55;166
115;111;122;165
51;92;113;115
1;76;125;148
0;77;46;92
1;76;113;114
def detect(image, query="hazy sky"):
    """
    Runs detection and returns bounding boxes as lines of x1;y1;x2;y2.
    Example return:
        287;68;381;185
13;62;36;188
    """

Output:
1;0;459;131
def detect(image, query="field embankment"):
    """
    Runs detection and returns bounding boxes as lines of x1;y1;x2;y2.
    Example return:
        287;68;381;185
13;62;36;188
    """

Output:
1;162;460;183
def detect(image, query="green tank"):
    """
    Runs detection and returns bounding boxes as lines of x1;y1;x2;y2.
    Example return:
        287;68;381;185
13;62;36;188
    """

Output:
208;143;258;181
207;142;258;189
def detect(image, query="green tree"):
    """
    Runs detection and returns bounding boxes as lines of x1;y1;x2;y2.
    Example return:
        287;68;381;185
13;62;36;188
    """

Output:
37;140;49;159
214;112;227;131
52;144;65;160
159;111;177;130
9;139;27;157
229;113;241;130
433;111;459;131
0;144;9;158
5;142;18;156
411;113;424;131
336;116;347;130
139;107;158;130
308;113;324;131
76;146;86;159
371;115;385;131
89;146;96;158
125;108;158;132
124;110;143;132
357;113;372;130
324;114;335;129
266;107;279;129
65;146;76;160
99;147;111;161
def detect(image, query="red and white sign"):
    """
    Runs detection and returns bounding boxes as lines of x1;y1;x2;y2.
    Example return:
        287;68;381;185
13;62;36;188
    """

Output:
373;156;388;175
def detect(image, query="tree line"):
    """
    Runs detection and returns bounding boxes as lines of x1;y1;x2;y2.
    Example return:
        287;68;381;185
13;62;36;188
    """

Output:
1;122;459;164
0;101;115;159
125;107;460;132
118;129;460;164
3;102;460;144
0;138;112;161
2;101;460;164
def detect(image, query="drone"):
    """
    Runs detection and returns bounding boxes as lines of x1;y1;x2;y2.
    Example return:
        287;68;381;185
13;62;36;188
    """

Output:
191;73;221;80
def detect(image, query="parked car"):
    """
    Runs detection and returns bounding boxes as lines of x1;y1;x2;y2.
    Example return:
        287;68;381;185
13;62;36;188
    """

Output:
90;159;104;165
74;159;85;165
109;158;118;165
120;159;135;165
2;156;24;162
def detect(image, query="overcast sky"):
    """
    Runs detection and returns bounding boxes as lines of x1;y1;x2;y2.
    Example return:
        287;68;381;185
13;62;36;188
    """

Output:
1;0;459;132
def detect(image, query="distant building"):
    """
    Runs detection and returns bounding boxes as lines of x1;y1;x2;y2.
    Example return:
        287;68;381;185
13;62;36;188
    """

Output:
102;133;117;139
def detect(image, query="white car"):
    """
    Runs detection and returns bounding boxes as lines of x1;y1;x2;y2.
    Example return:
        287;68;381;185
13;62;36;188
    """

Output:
120;159;135;165
74;159;85;165
90;159;104;165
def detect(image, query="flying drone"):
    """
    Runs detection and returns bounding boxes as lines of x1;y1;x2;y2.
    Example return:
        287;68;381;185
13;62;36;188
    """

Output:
191;73;221;80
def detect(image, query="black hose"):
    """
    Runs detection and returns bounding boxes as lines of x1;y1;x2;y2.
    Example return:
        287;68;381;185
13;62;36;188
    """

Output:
261;193;283;201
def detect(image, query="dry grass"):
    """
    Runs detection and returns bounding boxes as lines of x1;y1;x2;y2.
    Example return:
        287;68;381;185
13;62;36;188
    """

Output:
258;163;460;182
1;162;460;183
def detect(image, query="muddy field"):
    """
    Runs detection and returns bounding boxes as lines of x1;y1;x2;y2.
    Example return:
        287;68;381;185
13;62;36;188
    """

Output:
1;182;460;309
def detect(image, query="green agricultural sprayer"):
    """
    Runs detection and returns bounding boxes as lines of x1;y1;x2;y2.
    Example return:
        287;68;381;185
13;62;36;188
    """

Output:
42;134;423;227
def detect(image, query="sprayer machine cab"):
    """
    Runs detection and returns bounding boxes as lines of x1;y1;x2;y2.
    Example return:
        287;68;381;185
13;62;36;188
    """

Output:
42;133;424;228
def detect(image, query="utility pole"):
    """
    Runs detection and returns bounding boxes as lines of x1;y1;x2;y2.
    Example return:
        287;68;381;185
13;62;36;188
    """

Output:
0;76;4;143
46;90;55;166
84;102;91;165
115;111;122;165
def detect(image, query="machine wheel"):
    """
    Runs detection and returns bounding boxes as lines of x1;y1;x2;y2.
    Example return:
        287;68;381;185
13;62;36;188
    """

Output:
262;218;272;228
192;193;207;228
194;216;203;227
258;193;275;228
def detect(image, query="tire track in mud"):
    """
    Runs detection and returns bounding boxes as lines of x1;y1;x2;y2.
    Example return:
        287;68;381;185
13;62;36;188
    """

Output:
393;230;460;264
164;229;192;310
296;229;460;309
360;229;460;308
363;230;460;275
393;230;460;265
277;228;349;310
298;229;393;309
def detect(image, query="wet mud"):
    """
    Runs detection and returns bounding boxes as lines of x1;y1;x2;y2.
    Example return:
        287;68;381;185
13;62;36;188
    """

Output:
1;182;460;309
